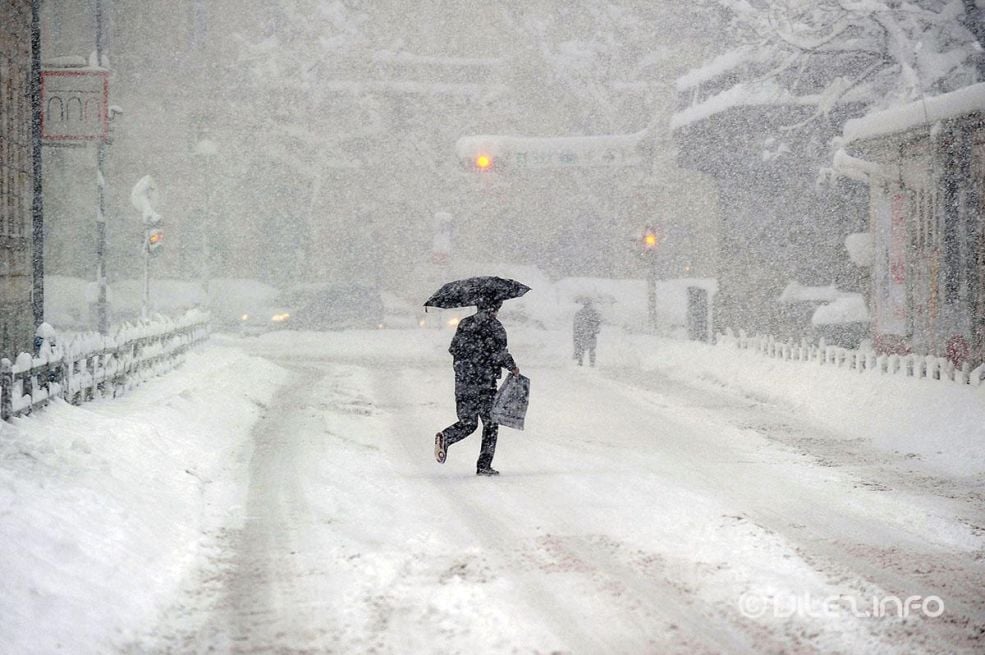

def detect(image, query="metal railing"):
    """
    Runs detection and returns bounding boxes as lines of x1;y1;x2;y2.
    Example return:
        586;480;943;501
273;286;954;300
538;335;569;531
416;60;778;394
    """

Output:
0;309;210;421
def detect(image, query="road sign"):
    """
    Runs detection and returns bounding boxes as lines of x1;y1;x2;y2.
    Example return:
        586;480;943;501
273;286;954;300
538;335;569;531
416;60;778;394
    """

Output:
41;69;109;144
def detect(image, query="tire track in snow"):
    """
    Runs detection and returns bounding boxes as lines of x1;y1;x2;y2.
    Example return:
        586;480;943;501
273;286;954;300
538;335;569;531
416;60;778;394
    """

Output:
378;364;768;654
591;365;985;653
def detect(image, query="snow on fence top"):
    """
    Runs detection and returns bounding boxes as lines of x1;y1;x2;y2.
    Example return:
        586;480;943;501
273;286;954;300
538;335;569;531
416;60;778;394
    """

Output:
842;82;985;144
718;329;984;387
0;309;210;421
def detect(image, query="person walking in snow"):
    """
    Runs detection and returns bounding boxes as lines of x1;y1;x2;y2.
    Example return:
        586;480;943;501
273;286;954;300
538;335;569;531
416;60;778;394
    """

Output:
573;298;602;367
434;298;519;476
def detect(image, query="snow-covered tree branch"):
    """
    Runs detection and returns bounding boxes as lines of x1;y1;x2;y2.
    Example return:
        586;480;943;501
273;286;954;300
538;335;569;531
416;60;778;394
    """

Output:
702;0;983;117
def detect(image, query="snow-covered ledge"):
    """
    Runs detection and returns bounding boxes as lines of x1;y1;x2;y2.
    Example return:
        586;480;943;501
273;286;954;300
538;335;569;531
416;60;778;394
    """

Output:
830;148;891;182
842;82;985;144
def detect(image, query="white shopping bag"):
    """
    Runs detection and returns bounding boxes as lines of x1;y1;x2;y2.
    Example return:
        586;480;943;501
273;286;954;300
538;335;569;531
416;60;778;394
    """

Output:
491;373;530;430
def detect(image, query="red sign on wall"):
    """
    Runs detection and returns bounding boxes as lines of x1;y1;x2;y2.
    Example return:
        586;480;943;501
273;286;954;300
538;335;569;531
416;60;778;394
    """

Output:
41;69;109;143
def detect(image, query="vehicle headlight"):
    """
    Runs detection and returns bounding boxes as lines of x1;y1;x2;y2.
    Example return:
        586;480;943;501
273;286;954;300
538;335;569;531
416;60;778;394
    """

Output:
240;313;250;321
271;312;290;322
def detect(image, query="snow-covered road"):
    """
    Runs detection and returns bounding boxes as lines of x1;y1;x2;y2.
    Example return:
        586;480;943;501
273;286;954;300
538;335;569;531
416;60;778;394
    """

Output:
127;331;984;654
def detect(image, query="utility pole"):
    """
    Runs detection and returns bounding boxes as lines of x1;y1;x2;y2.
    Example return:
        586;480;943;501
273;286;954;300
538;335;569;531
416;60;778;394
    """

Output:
194;137;218;297
131;175;162;320
30;0;43;330
94;0;110;334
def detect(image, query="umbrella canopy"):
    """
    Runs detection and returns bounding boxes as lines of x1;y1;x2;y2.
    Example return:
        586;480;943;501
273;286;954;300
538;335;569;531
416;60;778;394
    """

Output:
424;276;531;309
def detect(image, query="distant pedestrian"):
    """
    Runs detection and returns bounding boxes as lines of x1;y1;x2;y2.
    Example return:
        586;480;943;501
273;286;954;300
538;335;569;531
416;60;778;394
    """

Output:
573;299;601;367
434;298;519;476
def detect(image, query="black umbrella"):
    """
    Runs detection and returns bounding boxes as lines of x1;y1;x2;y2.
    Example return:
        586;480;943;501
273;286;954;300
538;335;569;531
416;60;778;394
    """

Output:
424;276;531;309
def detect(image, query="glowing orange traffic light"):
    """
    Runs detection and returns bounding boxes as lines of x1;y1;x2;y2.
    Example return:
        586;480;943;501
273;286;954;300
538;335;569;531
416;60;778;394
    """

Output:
475;154;492;171
146;227;164;254
642;226;660;252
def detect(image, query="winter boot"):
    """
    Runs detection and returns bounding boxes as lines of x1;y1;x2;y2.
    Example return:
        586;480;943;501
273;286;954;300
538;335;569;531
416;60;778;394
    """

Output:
434;432;447;464
476;466;500;476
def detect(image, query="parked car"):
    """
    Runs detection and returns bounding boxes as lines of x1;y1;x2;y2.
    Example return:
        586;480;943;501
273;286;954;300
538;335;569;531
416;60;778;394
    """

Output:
206;278;289;335
282;284;385;330
233;302;293;336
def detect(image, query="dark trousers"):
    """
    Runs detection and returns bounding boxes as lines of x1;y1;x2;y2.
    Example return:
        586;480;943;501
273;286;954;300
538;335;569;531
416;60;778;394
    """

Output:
574;340;596;366
442;385;498;469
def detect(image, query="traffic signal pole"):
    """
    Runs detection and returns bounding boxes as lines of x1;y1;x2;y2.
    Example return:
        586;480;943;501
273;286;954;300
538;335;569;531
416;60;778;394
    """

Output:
131;176;162;321
647;254;657;332
94;0;109;334
641;226;660;332
30;0;43;331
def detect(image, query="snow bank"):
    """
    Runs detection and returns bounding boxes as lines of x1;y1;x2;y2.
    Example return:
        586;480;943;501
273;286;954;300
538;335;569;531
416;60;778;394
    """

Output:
619;335;985;478
44;276;283;332
416;263;714;336
112;278;206;318
0;344;288;653
551;277;716;334
44;275;96;331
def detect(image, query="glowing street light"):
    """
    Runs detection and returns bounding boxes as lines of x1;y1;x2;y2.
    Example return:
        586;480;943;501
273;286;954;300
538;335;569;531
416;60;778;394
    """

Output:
474;153;493;171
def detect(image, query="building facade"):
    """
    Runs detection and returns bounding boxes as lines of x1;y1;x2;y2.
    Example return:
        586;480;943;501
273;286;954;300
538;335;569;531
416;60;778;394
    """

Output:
0;0;38;357
672;53;869;337
843;84;985;366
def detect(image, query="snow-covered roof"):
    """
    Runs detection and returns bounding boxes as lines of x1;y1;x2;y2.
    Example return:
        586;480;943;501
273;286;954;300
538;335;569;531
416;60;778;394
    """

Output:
455;130;648;169
842;82;985;144
777;282;844;304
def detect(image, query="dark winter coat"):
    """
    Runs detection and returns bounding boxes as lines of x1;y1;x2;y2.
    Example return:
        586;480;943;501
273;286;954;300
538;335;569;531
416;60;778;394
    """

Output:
573;305;601;347
449;311;516;390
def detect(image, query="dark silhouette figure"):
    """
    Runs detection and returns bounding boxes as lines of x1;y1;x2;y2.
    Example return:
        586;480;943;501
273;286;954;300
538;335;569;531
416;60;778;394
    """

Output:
434;299;518;475
573;300;602;367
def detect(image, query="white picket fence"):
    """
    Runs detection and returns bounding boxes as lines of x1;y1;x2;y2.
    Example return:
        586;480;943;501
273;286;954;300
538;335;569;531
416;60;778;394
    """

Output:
716;329;985;387
0;310;210;421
